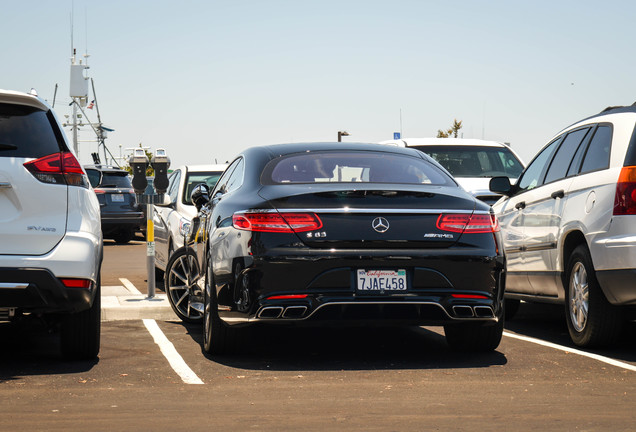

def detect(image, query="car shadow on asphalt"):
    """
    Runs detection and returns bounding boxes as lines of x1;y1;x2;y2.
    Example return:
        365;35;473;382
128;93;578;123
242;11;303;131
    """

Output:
0;320;98;383
177;322;508;371
505;301;636;363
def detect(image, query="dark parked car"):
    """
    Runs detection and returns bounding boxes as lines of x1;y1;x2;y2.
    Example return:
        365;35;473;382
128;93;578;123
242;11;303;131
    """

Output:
179;143;505;354
85;165;145;243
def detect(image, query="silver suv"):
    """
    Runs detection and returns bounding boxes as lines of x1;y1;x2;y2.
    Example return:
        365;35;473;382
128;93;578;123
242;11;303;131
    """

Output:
0;89;102;359
490;104;636;347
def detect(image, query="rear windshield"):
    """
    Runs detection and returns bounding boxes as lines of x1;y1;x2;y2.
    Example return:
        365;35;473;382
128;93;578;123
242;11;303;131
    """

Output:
410;145;524;178
0;103;64;158
99;172;133;188
183;171;223;204
262;151;453;186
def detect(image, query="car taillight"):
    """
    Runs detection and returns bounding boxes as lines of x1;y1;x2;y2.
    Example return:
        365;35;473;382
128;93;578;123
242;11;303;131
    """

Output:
233;212;323;233
23;151;88;188
436;213;499;233
614;166;636;215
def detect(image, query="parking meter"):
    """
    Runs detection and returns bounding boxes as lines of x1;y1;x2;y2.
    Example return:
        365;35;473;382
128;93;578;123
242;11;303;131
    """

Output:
151;148;171;195
129;148;149;194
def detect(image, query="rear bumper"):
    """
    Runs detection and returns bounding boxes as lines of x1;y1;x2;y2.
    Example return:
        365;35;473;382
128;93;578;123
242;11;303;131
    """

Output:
101;212;144;226
596;269;636;305
0;231;102;314
216;248;505;326
0;268;95;313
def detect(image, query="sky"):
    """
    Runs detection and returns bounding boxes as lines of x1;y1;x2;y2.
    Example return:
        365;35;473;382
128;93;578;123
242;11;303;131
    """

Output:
4;0;636;169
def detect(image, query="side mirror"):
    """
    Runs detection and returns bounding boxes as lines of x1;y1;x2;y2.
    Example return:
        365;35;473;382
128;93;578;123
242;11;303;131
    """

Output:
489;176;513;196
154;193;173;207
190;183;210;211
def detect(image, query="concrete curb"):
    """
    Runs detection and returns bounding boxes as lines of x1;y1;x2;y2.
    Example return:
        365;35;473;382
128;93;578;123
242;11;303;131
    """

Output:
102;285;177;322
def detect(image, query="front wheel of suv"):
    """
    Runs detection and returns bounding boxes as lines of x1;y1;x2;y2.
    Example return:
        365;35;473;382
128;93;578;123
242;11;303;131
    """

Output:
60;277;101;360
565;245;623;347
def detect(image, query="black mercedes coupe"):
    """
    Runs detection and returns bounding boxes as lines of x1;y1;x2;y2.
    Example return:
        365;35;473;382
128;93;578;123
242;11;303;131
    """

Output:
182;142;505;354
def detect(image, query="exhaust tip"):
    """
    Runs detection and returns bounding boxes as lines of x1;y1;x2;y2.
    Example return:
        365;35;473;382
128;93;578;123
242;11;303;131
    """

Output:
258;306;284;319
282;306;307;318
473;306;494;318
452;305;474;318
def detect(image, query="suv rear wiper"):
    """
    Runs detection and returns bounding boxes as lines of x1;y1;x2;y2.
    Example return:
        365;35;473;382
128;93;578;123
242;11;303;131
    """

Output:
0;143;18;150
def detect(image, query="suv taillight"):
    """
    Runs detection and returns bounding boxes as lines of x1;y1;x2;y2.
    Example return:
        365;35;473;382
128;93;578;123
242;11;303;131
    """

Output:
614;166;636;215
23;152;88;188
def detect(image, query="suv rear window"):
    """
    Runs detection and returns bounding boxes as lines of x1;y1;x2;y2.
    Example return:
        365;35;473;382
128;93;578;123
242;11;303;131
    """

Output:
0;103;64;158
262;151;453;185
411;145;524;178
99;172;133;188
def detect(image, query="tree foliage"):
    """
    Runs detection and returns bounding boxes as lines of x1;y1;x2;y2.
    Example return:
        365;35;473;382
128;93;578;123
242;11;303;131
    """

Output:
437;119;463;138
123;144;155;176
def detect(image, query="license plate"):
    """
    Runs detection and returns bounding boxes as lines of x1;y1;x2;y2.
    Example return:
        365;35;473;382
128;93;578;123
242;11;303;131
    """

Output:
111;194;124;202
357;269;407;291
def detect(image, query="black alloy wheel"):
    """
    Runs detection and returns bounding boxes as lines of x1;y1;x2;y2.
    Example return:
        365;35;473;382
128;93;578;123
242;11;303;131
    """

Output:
165;247;204;323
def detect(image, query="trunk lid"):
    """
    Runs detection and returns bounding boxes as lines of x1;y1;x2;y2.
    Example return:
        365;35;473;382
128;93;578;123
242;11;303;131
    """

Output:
0;158;68;255
258;184;477;249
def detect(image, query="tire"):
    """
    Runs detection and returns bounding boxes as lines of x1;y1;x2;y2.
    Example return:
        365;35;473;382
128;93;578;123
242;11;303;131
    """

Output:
203;255;241;355
60;276;101;360
233;262;250;313
444;318;504;352
165;247;204;323
564;245;623;347
504;299;521;320
113;228;133;244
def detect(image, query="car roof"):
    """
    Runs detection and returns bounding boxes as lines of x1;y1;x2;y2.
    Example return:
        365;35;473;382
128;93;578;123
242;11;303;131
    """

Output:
558;103;636;133
181;164;228;173
0;88;49;111
84;164;128;174
380;138;510;148
259;142;429;158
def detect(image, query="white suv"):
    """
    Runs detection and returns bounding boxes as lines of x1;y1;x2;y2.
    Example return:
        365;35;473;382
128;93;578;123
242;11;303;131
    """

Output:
0;89;102;359
380;138;524;204
490;104;636;347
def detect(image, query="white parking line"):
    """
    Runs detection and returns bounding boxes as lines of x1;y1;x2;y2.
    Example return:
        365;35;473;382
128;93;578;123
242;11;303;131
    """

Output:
119;278;142;295
143;319;204;385
503;331;636;372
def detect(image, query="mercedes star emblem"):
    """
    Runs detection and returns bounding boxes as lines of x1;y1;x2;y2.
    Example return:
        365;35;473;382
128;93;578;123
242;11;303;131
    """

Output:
372;217;390;233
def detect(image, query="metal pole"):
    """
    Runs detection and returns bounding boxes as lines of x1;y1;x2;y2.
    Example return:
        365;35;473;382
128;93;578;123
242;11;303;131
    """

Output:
72;101;79;156
146;203;156;298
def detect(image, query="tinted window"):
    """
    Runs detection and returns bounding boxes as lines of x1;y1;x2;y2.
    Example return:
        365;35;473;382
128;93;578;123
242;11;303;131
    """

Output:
214;158;241;195
263;151;453;186
411;145;524;178
225;159;245;193
99;172;133;188
517;137;562;191
168;170;181;202
580;126;612;174
183;171;223;205
85;169;101;188
0;103;63;158
544;128;591;184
